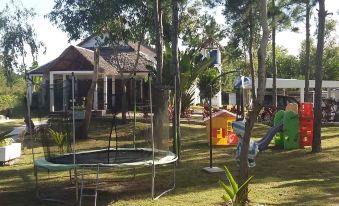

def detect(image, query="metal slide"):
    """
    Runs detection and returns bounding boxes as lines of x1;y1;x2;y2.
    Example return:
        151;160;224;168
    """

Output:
256;123;284;151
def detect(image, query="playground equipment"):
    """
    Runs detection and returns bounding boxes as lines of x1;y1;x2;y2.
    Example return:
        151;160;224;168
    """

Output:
204;110;238;146
30;73;178;205
232;120;258;167
299;102;314;148
232;103;314;167
273;102;314;150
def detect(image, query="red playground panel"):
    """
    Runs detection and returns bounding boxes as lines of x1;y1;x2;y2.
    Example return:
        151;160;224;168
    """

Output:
299;102;314;148
228;132;238;145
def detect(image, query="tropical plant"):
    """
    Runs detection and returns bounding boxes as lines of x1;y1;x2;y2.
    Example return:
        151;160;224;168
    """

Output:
48;128;67;154
180;88;195;117
197;68;219;100
218;166;253;206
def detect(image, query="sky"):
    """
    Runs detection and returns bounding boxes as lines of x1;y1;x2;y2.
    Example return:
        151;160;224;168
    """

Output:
1;0;339;68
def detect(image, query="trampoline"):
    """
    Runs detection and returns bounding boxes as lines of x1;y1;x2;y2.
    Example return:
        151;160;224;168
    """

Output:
31;72;178;205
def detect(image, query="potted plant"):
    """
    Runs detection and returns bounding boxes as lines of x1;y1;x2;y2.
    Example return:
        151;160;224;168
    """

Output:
0;131;21;163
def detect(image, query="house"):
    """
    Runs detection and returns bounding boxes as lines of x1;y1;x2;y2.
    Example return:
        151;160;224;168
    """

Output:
28;35;156;113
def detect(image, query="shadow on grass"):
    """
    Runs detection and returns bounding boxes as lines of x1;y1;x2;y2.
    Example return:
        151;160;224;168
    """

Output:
2;121;339;205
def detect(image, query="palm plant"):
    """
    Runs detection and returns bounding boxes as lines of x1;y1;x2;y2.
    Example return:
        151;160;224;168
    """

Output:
218;166;253;206
48;128;66;154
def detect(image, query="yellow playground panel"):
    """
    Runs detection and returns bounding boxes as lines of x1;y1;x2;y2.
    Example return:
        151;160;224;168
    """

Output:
204;110;238;145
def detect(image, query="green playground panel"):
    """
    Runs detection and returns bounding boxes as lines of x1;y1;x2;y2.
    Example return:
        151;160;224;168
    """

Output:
283;111;300;150
274;110;285;148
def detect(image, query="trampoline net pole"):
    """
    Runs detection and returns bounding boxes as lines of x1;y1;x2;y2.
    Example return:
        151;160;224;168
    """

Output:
133;74;136;149
71;73;78;202
149;74;155;199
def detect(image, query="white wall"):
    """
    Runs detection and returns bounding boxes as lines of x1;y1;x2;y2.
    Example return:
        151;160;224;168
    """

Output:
229;93;236;105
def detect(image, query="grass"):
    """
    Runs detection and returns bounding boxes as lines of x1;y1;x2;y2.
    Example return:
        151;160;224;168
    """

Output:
0;118;339;206
0;119;24;133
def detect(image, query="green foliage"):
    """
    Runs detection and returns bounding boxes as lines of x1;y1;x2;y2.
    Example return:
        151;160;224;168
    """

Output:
0;95;19;111
162;44;212;114
0;138;13;147
49;0;152;44
266;43;300;79
299;38;339;81
218;166;254;206
0;130;14;147
0;71;26;111
0;1;44;81
197;68;219;100
48;129;67;154
181;89;195;116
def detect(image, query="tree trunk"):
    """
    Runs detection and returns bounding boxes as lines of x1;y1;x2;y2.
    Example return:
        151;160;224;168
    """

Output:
81;48;99;139
249;2;256;103
240;0;269;201
312;0;326;153
171;0;181;158
272;0;277;108
304;0;311;102
153;0;163;84
153;0;166;149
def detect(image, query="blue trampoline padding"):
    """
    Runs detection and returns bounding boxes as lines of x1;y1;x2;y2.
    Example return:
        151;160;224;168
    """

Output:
35;158;74;171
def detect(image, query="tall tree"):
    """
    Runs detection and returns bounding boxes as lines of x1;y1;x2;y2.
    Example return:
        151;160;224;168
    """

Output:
82;48;99;139
152;0;169;149
304;0;311;102
292;0;316;101
312;0;326;153
271;0;277;107
171;0;181;157
0;1;44;82
240;0;269;201
223;0;261;77
269;0;303;106
301;0;317;102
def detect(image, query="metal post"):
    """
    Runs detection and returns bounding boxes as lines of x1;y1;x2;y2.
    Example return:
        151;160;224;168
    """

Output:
209;86;213;168
203;70;239;173
133;74;136;148
173;75;178;155
72;73;78;202
149;74;155;199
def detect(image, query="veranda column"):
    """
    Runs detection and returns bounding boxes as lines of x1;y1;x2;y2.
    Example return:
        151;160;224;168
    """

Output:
140;79;143;102
112;76;116;107
93;81;98;110
41;78;46;106
327;88;331;98
300;88;305;103
62;74;67;110
49;72;55;112
103;75;108;110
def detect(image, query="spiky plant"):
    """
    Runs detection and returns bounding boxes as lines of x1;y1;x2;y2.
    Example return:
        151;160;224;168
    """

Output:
218;166;253;206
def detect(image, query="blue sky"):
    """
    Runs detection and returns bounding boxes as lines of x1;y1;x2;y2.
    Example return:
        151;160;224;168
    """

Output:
1;0;339;67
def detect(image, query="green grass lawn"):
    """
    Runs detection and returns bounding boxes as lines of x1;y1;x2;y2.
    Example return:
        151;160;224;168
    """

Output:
0;120;339;206
0;119;24;133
